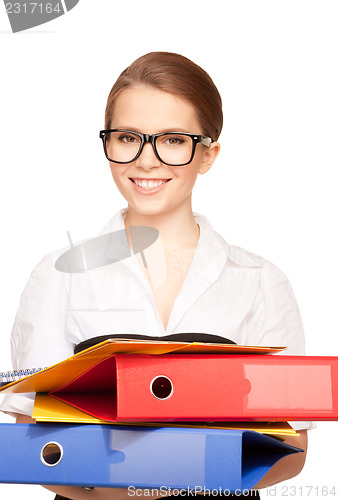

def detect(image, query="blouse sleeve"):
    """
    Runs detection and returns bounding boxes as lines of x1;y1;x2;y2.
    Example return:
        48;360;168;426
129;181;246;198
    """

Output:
255;263;306;355
0;252;74;417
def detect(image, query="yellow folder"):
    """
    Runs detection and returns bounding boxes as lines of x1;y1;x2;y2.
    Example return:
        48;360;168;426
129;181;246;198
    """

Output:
33;393;297;440
0;338;285;395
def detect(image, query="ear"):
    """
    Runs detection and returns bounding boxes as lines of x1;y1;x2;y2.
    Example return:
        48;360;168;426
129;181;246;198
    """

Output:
199;141;221;174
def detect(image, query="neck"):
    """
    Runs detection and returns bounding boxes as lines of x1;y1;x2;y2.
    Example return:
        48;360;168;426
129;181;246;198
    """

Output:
124;200;199;249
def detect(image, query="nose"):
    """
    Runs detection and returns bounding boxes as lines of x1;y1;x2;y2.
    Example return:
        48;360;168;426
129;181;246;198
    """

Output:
134;142;162;170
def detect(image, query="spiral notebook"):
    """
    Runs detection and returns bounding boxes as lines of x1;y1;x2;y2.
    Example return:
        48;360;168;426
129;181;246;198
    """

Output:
0;368;46;387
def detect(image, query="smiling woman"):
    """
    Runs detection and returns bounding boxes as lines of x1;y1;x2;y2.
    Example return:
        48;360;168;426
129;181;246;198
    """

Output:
102;84;220;221
1;52;313;500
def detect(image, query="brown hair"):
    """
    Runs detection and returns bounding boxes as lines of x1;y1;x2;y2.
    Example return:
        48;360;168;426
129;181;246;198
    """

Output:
104;52;223;142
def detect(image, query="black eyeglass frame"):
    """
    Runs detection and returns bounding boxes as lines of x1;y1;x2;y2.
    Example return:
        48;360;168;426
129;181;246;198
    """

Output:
99;129;212;166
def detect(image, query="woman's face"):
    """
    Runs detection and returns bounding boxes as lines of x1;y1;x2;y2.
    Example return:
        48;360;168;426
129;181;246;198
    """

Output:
107;84;220;218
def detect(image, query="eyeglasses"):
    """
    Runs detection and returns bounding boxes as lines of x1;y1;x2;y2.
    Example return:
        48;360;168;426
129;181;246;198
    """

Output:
99;129;212;166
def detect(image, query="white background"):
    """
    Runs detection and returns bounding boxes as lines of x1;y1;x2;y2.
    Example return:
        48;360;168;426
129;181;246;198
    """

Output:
0;1;337;499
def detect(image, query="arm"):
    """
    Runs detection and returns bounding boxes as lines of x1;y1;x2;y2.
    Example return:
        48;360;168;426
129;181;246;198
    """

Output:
0;252;75;418
254;429;307;489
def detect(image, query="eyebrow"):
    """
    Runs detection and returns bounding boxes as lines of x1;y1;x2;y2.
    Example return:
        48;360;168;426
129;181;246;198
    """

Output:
113;127;194;134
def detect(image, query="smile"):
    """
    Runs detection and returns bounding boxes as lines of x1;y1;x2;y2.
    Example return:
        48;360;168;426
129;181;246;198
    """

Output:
129;178;171;193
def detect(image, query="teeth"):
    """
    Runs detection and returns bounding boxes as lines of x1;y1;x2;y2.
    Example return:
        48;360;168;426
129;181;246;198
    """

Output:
134;179;167;190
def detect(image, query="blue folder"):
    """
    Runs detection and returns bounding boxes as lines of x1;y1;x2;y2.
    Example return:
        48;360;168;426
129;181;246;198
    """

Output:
0;424;302;492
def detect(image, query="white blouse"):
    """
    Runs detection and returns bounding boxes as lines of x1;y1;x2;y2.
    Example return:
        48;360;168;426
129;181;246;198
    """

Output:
0;209;314;430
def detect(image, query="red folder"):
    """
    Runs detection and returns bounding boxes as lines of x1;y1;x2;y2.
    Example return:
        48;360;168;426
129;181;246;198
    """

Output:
47;353;338;421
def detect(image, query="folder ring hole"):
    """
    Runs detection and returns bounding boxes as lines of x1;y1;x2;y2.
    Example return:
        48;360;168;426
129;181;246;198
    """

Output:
150;376;173;400
40;442;63;467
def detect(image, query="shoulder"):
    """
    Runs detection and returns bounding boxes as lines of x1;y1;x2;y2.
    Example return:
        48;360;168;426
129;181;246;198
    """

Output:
195;213;289;281
221;238;288;281
30;209;126;276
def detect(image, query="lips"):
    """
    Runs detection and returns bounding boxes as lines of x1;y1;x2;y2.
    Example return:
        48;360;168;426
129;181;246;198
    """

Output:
130;178;171;191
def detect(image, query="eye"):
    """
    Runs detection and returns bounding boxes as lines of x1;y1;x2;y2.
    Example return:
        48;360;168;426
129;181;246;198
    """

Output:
118;133;140;144
163;135;186;146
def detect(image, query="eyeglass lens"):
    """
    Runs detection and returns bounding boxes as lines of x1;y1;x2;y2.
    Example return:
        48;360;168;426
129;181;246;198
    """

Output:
105;131;194;165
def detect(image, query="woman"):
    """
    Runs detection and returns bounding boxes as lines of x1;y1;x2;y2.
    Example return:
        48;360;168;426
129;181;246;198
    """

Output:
1;52;311;499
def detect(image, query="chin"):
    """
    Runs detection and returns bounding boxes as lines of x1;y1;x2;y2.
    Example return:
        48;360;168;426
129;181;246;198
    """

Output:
127;199;178;218
129;204;171;217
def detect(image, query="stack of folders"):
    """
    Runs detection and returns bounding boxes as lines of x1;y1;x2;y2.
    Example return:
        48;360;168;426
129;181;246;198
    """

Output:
1;338;338;492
